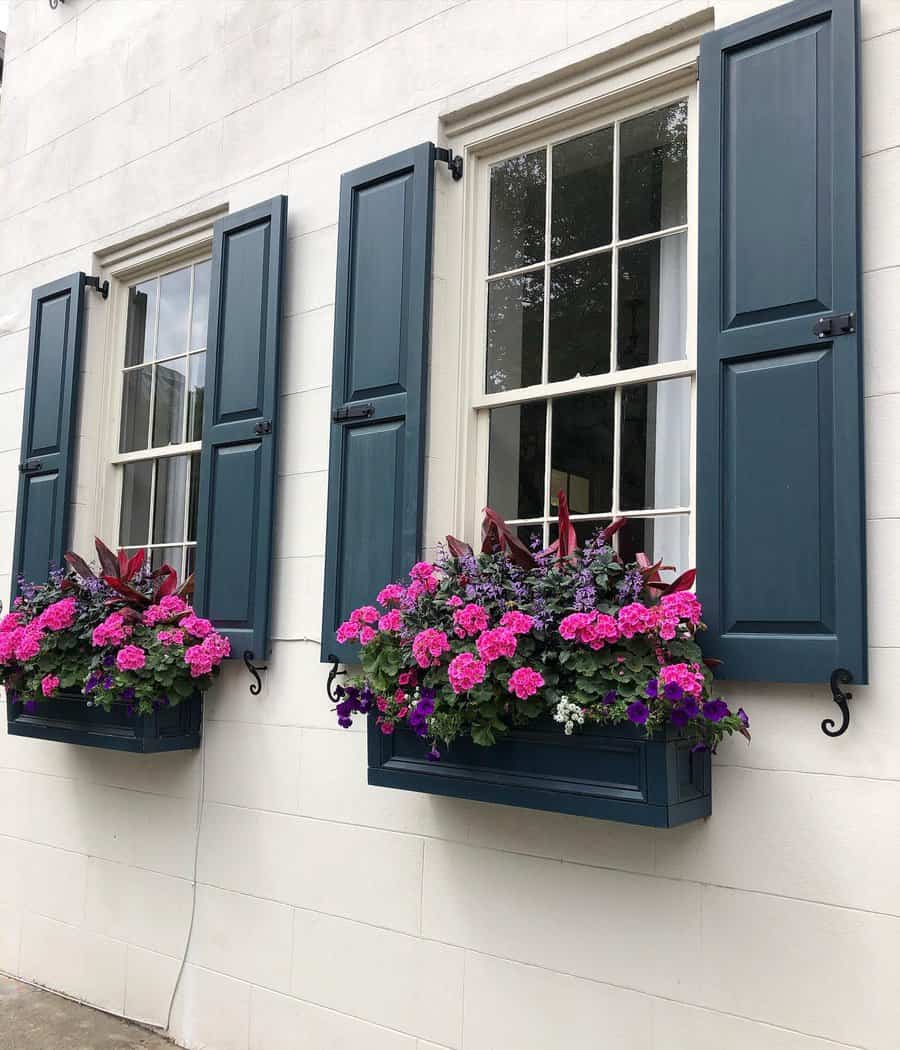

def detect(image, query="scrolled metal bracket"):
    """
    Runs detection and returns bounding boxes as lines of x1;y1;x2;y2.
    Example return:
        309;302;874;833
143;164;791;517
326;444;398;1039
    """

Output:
821;668;852;738
243;650;267;696
84;275;109;299
326;660;347;704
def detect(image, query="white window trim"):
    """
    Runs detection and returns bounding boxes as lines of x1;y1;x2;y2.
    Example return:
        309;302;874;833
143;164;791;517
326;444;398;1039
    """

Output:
433;21;703;564
81;206;227;563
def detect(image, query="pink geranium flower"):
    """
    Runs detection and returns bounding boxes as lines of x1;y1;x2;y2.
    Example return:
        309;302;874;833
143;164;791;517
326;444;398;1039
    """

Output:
336;619;360;644
350;605;379;625
116;645;146;671
448;652;487;694
507;667;544;699
617;602;655;639
41;674;60;697
36;597;77;632
452;603;489;638
377;584;406;607
411;628;450;668
476;627;517;663
500;610;534;635
378;609;403;632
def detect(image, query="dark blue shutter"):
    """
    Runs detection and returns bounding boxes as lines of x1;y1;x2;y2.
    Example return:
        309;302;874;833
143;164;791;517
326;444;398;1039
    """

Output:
697;0;865;684
322;143;436;664
12;274;86;591
194;197;287;661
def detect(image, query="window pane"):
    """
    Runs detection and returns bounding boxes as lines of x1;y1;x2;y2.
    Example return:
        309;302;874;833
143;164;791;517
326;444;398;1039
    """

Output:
119;367;152;453
548;252;611;382
488;401;547;520
187;353;205;442
550;391;614;514
153;455;189;544
489;149;546;274
516;524;544;550
152;357;187;448
485;273;544;393
125;280;157;366
618;515;689;574
187;453;201;542
617;233;687;370
620;377;691;511
551;126;613;257
119;461;153;547
619;100;687;240
191;261;211;351
156;267;191;360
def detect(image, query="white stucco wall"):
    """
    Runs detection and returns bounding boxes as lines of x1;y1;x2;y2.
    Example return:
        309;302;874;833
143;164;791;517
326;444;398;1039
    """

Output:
1;1;899;1048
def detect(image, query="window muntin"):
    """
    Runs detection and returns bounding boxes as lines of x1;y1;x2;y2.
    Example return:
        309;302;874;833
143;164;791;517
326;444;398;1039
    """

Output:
115;260;210;578
477;98;692;570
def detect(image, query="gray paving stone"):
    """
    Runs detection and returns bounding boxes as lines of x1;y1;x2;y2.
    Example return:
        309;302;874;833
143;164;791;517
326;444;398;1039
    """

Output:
0;977;172;1050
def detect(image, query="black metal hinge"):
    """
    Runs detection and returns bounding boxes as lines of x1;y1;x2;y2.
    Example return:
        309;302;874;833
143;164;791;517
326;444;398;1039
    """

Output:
435;147;463;181
333;403;374;423
254;420;273;435
84;276;109;300
814;312;855;339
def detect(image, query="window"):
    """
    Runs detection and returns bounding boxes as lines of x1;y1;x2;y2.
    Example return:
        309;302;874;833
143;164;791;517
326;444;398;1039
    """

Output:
112;260;211;578
471;95;694;570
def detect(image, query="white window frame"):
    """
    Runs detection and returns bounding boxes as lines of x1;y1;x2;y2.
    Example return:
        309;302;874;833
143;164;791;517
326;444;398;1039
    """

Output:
432;24;704;564
85;207;227;568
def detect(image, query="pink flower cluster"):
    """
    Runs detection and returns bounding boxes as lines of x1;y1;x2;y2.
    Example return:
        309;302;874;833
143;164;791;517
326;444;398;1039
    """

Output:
500;610;534;635
143;594;189;626
35;598;77;632
116;645;146;671
411;628;450;668
617;602;657;639
378;609;403;633
476;626;517;663
448;652;487;694
558;611;619;649
507;666;544;699
181;614;213;639
157;628;185;646
92;611;132;648
335;605;379;644
655;592;702;639
659;662;705;698
184;633;231;678
40;674;60;697
452;603;489;638
377;584;406;607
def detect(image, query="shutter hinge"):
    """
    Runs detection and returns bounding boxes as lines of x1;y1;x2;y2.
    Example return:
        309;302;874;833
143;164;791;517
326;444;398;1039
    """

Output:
435;147;463;181
254;420;273;435
814;312;855;339
18;459;42;474
84;275;109;299
332;403;374;423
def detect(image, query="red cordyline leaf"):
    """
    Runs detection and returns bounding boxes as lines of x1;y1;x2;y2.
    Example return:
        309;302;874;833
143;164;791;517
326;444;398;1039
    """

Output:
481;506;535;570
446;535;473;559
117;549;130;577
64;551;96;580
177;573;195;598
95;537;119;578
154;565;178;599
601;517;628;542
103;577;146;603
126;549;145;580
554;490;577;564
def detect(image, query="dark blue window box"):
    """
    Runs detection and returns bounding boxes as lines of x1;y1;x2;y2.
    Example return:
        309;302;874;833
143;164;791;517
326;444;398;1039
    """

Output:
368;714;711;827
6;693;202;753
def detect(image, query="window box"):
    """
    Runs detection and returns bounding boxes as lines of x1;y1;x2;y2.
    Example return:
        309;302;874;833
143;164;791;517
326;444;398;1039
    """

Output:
6;692;202;753
368;713;710;828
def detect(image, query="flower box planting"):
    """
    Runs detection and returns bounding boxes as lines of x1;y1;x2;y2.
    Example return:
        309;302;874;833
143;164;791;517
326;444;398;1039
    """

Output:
2;539;228;752
332;497;749;826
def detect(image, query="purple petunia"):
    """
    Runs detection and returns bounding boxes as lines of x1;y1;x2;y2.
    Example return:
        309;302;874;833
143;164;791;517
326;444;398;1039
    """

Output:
645;678;659;699
602;690;617;705
663;682;683;701
626;700;649;725
426;746;441;762
670;706;690;728
702;699;729;723
737;707;750;728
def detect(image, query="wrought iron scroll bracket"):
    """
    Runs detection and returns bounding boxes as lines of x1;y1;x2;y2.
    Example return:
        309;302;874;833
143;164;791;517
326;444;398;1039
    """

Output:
243;650;268;696
822;668;852;737
326;660;347;704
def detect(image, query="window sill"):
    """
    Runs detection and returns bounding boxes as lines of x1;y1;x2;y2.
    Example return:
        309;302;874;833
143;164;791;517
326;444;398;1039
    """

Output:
368;714;710;828
6;693;202;753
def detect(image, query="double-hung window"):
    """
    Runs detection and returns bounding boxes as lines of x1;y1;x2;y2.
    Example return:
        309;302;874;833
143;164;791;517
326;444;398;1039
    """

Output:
470;94;694;570
112;259;211;579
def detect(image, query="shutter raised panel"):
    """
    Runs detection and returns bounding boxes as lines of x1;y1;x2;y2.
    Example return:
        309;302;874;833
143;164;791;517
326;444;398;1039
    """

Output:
13;273;86;591
697;0;865;683
322;143;436;664
194;197;287;661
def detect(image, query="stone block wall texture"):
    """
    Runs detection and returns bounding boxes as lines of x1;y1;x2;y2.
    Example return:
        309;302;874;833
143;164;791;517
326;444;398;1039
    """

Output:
1;1;899;1048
